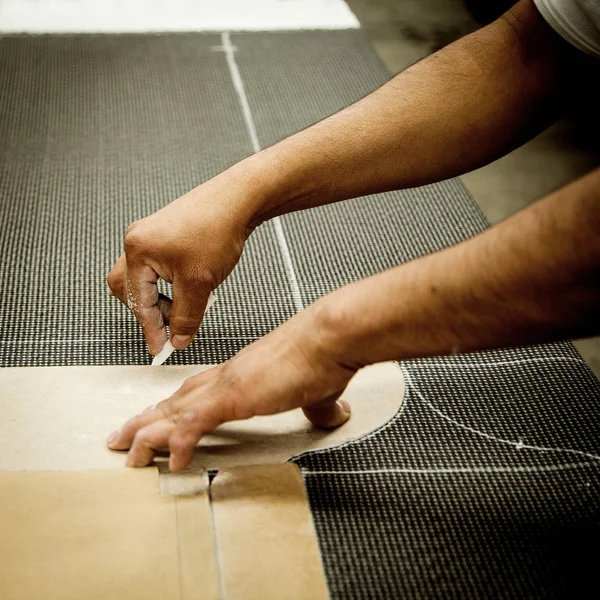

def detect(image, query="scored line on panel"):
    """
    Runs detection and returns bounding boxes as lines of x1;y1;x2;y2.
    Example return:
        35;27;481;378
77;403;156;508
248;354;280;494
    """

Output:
403;367;600;463
302;461;600;476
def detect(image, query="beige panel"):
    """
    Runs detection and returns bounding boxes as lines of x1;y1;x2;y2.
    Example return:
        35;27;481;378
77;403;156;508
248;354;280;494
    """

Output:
0;362;404;471
176;494;220;600
0;468;219;600
211;464;329;600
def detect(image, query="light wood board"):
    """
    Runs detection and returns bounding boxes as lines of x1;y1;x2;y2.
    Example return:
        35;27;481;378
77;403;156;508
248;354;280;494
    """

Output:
0;467;219;600
211;464;330;600
0;362;405;471
0;464;329;600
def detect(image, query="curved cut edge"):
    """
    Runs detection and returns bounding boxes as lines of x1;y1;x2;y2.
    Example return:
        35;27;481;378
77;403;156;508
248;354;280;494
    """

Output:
190;361;406;469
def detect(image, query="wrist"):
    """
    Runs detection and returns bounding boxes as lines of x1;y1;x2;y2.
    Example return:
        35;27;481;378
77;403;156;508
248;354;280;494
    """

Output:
308;262;460;368
206;156;275;231
233;140;330;227
308;295;370;371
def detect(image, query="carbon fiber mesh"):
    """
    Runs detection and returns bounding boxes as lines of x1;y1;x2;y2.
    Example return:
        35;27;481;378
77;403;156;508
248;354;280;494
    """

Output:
1;30;599;598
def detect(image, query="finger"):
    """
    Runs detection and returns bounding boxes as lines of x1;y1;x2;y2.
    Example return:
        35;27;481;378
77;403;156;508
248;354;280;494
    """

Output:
125;259;167;355
168;423;202;472
127;419;176;468
302;397;351;429
106;254;127;303
157;293;172;324
106;406;166;450
169;277;212;350
167;393;233;472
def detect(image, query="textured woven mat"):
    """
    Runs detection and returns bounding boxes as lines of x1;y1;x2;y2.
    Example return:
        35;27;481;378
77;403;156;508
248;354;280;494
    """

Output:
1;31;599;598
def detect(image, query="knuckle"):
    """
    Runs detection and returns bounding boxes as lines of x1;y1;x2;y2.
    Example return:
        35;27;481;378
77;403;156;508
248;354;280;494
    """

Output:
123;222;145;255
183;267;218;291
133;428;151;446
125;220;140;237
169;314;201;335
179;378;196;394
197;268;219;289
134;425;162;449
106;270;123;295
155;399;171;417
217;367;253;421
219;366;246;398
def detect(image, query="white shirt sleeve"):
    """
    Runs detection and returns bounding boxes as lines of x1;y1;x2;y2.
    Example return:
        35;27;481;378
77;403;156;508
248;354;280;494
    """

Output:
534;0;600;57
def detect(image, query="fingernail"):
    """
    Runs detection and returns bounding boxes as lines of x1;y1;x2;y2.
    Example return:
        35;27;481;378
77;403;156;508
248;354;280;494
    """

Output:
171;334;189;349
338;399;351;414
107;430;120;447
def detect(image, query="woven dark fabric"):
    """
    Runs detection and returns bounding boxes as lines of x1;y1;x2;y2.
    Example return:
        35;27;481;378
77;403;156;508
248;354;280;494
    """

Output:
1;31;599;598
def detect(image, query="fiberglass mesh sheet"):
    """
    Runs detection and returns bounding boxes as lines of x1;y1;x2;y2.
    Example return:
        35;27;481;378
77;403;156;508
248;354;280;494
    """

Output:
1;30;599;598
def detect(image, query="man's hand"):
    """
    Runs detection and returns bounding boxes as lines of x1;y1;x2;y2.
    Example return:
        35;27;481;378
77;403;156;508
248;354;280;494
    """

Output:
107;170;260;355
107;165;600;472
106;304;354;471
104;0;597;469
107;0;582;357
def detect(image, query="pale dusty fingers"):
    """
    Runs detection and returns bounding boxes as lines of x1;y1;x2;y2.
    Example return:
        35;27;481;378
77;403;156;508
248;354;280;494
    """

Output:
126;420;176;467
107;255;173;324
106;254;127;302
125;258;166;355
106;406;166;451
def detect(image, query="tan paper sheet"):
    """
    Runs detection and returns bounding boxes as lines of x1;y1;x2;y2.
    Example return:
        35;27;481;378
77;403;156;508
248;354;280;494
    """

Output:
0;468;219;600
211;464;330;600
0;465;327;600
0;361;404;471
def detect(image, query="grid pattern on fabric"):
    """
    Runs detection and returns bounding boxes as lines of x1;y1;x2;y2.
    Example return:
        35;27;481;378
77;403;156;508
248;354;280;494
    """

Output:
0;33;296;365
305;468;600;599
1;30;599;599
297;352;600;474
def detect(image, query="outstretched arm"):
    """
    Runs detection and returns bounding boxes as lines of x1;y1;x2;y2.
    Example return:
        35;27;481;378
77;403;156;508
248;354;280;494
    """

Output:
244;0;583;222
317;168;600;366
109;168;600;470
107;0;585;354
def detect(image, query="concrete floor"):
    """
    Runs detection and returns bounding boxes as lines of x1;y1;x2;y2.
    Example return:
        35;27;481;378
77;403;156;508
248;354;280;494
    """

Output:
347;0;600;378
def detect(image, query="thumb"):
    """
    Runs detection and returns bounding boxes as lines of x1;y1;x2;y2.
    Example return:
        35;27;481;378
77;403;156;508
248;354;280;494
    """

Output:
302;396;352;429
169;278;212;350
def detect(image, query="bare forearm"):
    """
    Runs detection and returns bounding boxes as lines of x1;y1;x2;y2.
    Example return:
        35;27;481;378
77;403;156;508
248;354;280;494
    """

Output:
235;0;578;224
315;169;600;366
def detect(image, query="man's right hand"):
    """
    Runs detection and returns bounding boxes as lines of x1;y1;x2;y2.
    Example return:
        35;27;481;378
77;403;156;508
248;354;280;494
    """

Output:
106;170;258;355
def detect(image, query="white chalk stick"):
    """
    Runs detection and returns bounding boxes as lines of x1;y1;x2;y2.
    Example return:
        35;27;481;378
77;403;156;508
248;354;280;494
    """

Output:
151;340;176;366
151;292;217;366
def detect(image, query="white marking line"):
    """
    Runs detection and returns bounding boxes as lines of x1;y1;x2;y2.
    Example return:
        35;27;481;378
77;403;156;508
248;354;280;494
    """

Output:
272;219;304;312
207;483;227;600
174;497;185;600
219;31;304;313
303;462;600;476
295;357;600;472
0;337;258;344
403;367;600;463
408;355;589;370
292;368;412;462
